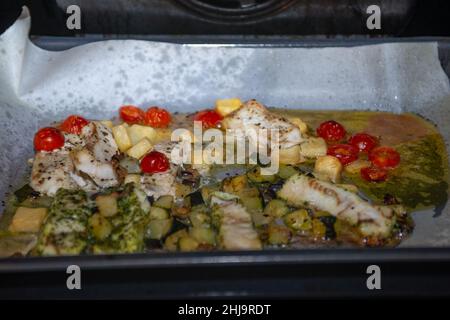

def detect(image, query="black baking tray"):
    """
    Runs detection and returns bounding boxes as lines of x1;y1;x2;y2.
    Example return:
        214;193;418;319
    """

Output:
1;36;450;299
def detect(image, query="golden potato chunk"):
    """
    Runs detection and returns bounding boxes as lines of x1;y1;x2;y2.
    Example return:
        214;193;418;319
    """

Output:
9;207;47;233
96;194;118;217
215;98;242;117
314;155;343;183
112;124;132;152
127;124;157;145
126;138;153;159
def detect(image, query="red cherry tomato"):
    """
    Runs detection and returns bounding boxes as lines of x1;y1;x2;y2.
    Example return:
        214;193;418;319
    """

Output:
140;151;170;173
119;105;145;124
360;166;388;182
369;146;400;169
327;144;359;165
348;133;378;153
193;109;223;129
144;107;171;128
316;120;346;142
34;127;65;152
60;115;89;134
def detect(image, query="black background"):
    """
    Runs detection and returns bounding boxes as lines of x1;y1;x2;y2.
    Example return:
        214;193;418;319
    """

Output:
1;0;450;37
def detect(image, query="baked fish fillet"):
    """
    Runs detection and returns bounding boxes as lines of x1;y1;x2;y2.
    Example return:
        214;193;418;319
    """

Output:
277;174;396;238
211;196;262;250
221;100;305;149
72;121;121;188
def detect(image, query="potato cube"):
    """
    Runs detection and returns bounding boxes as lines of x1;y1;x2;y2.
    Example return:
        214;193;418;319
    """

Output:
126;138;153;159
127;124;157;145
314;155;343;183
279;145;302;165
112;124;132;152
9;207;47;233
289;117;308;134
100;120;114;129
96;194;118;217
89;213;112;241
215;98;242;117
300;137;327;159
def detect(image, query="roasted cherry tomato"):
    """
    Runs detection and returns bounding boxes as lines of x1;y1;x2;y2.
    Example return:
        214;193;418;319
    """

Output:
140;151;170;173
34;127;65;152
193;109;223;129
369;146;400;169
60;115;89;134
327;144;359;165
144;107;171;128
348;133;378;153
119;105;145;124
360;166;388;182
316;120;346;142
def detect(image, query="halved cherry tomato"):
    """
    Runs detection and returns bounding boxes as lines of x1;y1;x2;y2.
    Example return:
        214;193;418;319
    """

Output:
34;127;65;152
144;107;171;128
119;105;145;124
140;151;170;173
60;115;89;134
360;166;388;182
193;109;223;129
369;146;400;169
327;144;359;165
348;133;378;153
316;120;346;142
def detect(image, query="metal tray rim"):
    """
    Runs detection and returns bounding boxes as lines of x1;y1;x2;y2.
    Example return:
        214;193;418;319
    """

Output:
2;247;450;273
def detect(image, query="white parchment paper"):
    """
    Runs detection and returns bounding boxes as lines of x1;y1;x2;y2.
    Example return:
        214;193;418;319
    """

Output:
1;8;450;246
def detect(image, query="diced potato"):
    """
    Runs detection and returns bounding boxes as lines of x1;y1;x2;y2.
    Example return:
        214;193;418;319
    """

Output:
153;128;173;143
284;209;312;231
314;155;343;183
251;212;272;227
89;213;112;241
264;199;289;218
215;98;242;117
289;117;308;134
9;207;47;233
178;236;199;252
223;175;248;194
164;229;188;252
96;194;118;217
100;120;113;129
189;227;216;246
279;145;302;165
112;124;132;152
344;159;371;175
153;195;174;209
124;174;141;185
149;206;169;220
126;138;153;159
146;218;173;240
300;137;327;159
267;224;291;245
127;124;157;145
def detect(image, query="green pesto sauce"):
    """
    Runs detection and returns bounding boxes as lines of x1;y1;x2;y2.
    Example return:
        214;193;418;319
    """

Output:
347;134;449;212
273;109;449;212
